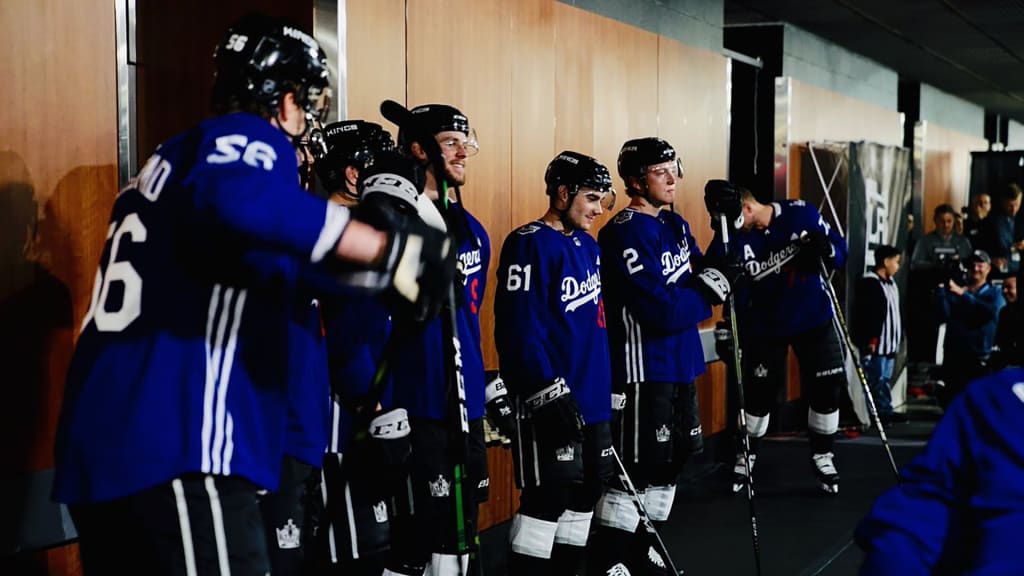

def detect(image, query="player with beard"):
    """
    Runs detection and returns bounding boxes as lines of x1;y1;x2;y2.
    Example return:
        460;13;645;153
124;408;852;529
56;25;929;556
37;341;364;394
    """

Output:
385;104;493;576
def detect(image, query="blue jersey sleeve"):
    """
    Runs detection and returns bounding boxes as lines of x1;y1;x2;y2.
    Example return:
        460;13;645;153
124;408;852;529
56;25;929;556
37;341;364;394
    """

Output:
856;368;1024;574
495;229;555;396
600;216;711;332
188;115;350;265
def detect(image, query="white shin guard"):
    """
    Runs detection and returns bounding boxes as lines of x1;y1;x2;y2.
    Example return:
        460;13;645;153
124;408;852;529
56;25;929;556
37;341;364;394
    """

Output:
595;488;641;533
808;408;839;436
643;485;676;522
553;509;593;547
510;513;559;559
427;553;469;576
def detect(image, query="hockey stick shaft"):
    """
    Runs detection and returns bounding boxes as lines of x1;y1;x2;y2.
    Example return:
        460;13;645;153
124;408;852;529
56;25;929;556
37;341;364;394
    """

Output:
817;259;902;484
720;215;764;576
608;446;682;576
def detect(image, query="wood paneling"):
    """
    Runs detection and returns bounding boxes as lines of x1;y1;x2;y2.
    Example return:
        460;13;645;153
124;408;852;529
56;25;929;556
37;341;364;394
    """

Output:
2;0;117;570
921;121;988;224
346;0;406;125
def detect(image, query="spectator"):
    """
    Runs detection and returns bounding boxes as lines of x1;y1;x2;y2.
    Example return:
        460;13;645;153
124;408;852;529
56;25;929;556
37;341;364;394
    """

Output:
976;183;1023;275
992;273;1023;369
935;250;1005;407
910;204;972;272
962;192;991;248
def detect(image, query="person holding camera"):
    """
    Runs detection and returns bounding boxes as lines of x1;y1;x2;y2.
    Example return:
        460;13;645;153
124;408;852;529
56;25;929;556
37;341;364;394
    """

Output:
935;250;1005;407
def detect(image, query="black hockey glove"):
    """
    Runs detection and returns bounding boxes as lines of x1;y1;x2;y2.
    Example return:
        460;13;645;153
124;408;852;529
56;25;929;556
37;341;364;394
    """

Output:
526;377;585;448
714;320;735;363
704;179;743;231
377;218;457;323
484;373;516;442
349;407;412;499
796;229;834;271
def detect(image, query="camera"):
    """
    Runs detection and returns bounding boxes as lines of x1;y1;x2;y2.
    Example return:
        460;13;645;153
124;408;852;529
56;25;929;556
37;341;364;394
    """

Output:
934;247;968;287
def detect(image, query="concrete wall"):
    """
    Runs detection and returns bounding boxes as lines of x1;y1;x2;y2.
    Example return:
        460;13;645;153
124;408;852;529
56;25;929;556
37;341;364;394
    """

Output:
919;83;985;137
781;23;899;112
557;0;723;52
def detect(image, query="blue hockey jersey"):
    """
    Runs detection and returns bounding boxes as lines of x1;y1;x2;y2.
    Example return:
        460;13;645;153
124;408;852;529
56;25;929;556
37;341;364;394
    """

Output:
855;368;1024;575
495;221;612;425
390;202;490;421
323;293;392;453
599;208;711;385
706;200;847;338
285;294;330;468
54;112;353;504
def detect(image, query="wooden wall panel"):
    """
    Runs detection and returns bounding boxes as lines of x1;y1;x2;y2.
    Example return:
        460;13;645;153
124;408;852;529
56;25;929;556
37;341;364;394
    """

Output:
921;122;988;225
346;0;406;125
1;0;116;570
510;0;557;232
407;0;513;374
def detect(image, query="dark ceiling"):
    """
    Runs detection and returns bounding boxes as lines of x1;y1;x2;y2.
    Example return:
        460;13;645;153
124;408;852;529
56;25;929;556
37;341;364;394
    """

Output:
725;0;1024;125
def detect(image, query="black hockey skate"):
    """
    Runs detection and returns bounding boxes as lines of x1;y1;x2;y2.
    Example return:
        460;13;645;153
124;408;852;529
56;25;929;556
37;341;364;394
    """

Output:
812;452;840;495
732;453;756;494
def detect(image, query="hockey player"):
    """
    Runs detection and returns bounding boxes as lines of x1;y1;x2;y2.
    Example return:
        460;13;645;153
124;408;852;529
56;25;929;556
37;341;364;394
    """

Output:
309;120;402;575
385;104;492;575
496;151;617;576
855;367;1024;574
593;138;736;574
706;184;849;495
52;14;455;574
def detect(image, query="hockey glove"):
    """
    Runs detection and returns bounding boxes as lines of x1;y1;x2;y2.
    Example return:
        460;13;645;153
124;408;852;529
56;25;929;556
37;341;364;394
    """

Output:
378;219;457;323
796;229;835;271
704;179;744;231
714;320;735;363
692;256;745;306
485;373;516;441
349;407;412;499
526;377;585;448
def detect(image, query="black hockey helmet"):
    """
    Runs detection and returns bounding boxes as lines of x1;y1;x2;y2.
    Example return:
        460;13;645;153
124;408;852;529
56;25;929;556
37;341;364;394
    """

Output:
544;151;615;209
211;12;331;122
316;120;395;193
398;104;478;156
617;137;683;195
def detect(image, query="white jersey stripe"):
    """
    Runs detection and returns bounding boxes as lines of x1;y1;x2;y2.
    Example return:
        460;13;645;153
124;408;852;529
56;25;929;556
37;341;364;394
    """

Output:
201;285;222;473
171;478;198;576
210;288;234;473
214;289;247;475
204;476;232;576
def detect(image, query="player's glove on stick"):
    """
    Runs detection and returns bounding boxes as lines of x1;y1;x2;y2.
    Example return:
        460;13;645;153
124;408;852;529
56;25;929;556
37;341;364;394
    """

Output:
485;373;516;441
714;320;735;363
797;229;835;271
692;257;744;306
704;179;743;231
526;377;585;448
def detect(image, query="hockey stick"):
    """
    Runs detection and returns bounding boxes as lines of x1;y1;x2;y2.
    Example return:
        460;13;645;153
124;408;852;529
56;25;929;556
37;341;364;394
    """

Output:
719;214;764;576
608;445;683;576
813;254;902;484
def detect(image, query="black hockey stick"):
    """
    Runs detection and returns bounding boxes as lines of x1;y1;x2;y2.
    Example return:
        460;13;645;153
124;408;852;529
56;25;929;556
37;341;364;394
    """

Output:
719;214;764;576
811;249;902;485
381;99;473;573
608;446;683;576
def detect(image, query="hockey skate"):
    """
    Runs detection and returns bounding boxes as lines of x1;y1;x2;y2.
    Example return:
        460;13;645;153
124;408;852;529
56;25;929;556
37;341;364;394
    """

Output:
812;452;840;494
732;453;756;494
